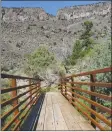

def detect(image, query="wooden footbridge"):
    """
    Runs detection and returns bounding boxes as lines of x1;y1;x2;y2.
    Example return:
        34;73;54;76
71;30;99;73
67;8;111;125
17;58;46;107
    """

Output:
1;67;112;131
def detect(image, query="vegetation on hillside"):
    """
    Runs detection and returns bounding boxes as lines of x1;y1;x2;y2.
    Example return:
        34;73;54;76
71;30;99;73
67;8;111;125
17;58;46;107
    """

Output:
24;46;65;81
24;46;56;76
65;21;95;65
65;20;111;118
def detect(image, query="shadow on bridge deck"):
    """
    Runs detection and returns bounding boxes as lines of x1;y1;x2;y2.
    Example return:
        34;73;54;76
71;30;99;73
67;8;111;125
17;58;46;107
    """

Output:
20;93;46;131
20;92;94;131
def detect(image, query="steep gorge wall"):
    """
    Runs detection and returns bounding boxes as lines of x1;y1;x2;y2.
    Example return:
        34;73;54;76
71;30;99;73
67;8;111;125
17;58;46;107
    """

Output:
1;2;111;71
57;2;111;20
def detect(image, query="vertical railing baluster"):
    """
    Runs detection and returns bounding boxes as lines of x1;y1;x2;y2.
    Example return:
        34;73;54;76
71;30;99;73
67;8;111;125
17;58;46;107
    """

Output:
38;81;41;97
64;80;67;97
11;78;19;124
90;74;96;129
29;79;32;106
33;81;39;105
71;77;75;103
38;81;41;90
60;78;63;95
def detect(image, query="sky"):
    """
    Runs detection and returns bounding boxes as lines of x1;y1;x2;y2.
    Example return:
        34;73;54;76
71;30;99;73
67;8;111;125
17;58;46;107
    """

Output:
2;1;104;15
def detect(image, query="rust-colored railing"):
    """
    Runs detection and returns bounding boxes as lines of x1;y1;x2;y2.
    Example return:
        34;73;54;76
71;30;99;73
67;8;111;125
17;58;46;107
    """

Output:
1;74;41;131
60;67;112;130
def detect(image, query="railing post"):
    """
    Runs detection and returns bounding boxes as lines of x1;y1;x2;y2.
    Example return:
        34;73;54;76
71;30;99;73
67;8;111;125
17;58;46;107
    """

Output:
90;74;96;129
38;81;41;90
33;81;40;105
71;77;75;103
64;80;67;97
11;78;19;124
60;79;63;95
29;79;32;106
38;81;41;97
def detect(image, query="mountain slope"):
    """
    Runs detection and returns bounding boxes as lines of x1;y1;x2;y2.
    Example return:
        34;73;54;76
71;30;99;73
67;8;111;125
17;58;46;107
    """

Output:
1;2;111;71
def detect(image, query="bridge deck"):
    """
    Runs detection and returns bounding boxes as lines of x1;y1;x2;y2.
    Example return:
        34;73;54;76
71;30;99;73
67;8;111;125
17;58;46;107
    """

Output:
36;92;94;130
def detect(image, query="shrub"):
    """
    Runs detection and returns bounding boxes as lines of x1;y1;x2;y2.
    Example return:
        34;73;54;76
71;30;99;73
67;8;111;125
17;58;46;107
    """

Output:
69;40;82;65
80;21;93;40
24;46;56;78
65;21;94;66
76;40;111;108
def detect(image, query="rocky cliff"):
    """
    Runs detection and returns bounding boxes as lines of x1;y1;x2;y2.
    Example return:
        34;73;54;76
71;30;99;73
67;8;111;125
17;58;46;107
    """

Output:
1;1;111;71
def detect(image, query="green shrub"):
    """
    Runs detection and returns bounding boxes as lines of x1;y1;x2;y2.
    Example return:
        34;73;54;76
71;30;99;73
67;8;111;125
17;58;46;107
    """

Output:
80;21;93;40
24;46;56;77
76;40;111;108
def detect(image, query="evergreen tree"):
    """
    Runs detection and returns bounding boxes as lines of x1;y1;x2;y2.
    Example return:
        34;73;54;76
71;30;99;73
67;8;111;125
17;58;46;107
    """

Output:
70;40;82;65
66;21;94;65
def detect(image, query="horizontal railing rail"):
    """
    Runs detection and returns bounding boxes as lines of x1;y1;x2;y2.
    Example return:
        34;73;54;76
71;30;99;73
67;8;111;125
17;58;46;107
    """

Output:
1;74;41;131
1;73;42;80
65;67;112;78
1;83;37;94
60;67;112;131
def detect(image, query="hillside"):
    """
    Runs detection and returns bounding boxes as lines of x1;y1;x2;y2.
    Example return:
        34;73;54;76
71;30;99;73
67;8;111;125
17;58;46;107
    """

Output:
1;1;111;71
1;2;111;130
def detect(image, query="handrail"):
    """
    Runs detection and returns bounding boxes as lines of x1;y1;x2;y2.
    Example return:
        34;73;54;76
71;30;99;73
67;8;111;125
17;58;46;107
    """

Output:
64;81;111;88
12;93;40;131
1;74;41;131
1;86;38;107
1;83;37;94
63;85;111;101
65;67;112;78
1;89;39;120
60;67;112;130
1;73;43;80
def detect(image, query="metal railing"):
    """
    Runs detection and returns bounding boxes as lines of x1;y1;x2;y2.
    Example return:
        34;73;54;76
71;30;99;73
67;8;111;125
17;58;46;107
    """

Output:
1;74;41;131
60;67;112;130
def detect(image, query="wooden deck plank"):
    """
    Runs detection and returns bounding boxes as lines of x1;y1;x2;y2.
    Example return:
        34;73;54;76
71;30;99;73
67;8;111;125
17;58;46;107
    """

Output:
44;94;55;130
57;93;94;130
46;93;52;106
52;102;68;130
36;94;47;130
52;94;58;104
60;112;82;130
62;104;87;123
79;122;95;130
50;92;68;130
56;94;82;130
58;94;88;122
36;92;94;131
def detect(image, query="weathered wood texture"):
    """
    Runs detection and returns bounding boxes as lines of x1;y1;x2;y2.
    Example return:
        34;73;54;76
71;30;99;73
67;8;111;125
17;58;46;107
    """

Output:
36;92;94;130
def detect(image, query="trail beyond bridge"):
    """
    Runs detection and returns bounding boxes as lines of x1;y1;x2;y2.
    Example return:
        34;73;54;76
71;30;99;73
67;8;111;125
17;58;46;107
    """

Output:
1;67;112;131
